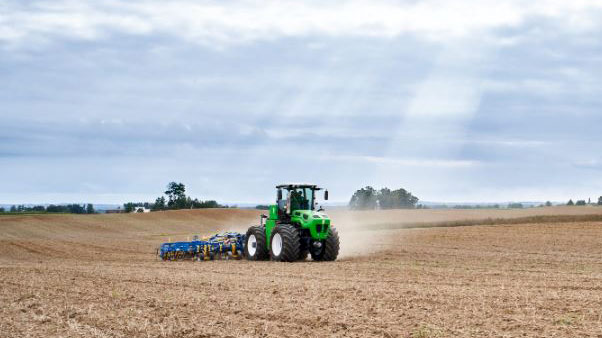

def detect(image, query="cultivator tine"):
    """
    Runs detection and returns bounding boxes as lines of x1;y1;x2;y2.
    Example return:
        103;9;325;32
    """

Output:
231;243;240;259
204;245;210;261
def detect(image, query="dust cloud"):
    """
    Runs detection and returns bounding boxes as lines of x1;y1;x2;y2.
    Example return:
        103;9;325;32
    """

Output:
328;210;400;258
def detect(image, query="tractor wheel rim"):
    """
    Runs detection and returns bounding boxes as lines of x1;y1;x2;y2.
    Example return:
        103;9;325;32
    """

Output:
247;234;257;256
272;233;283;256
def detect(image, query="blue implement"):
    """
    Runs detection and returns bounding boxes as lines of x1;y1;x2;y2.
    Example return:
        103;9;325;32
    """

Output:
158;232;246;261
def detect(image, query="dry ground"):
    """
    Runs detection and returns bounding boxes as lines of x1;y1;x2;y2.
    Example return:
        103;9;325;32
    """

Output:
1;207;602;337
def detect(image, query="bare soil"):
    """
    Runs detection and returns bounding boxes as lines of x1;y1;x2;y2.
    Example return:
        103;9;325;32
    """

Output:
1;207;601;337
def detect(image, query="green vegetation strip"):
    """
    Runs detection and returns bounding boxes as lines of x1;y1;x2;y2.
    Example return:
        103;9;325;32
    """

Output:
0;212;73;216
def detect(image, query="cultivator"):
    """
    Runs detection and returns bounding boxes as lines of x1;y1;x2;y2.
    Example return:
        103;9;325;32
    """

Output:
158;232;245;261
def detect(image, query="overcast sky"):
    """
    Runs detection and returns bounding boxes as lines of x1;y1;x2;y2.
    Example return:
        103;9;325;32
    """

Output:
1;0;602;204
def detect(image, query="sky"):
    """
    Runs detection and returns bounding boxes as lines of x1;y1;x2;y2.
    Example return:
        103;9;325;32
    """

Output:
1;0;602;205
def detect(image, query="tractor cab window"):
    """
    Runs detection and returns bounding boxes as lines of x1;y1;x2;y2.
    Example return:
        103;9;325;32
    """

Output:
277;189;289;211
290;188;314;211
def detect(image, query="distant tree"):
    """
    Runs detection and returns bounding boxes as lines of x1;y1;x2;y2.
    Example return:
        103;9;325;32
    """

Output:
349;186;378;210
349;186;418;210
86;203;95;214
545;201;552;207
377;188;393;209
598;196;602;205
123;202;137;213
508;203;524;209
567;199;575;206
199;200;221;208
0;207;4;213
31;205;45;212
68;204;86;214
152;196;166;211
10;205;16;212
165;182;187;208
575;200;586;206
388;188;419;209
47;204;60;213
255;205;270;210
588;198;591;205
46;204;68;213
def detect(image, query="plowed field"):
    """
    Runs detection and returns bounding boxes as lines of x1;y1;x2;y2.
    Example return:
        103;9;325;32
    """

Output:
1;207;601;337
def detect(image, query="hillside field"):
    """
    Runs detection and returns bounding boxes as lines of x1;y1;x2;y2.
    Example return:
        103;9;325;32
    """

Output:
1;206;602;337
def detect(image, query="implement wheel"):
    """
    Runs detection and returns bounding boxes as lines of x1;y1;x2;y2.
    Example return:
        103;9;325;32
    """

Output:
311;227;340;261
245;226;269;260
270;224;300;262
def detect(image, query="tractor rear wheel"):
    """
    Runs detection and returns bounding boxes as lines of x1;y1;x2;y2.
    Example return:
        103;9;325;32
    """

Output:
245;226;269;260
311;227;340;261
270;224;300;262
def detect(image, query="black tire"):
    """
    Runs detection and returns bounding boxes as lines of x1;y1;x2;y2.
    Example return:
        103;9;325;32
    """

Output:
245;226;269;260
311;227;340;261
270;224;300;262
298;250;309;261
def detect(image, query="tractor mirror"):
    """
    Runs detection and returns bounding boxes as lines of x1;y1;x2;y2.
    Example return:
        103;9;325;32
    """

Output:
277;189;282;200
324;190;329;200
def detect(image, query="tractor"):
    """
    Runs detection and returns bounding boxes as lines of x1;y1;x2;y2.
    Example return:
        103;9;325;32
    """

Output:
245;183;340;262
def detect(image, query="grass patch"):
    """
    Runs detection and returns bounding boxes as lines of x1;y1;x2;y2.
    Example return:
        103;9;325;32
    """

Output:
412;325;442;338
554;314;579;326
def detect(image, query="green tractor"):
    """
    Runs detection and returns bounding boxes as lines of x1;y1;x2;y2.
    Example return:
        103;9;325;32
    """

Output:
245;183;340;262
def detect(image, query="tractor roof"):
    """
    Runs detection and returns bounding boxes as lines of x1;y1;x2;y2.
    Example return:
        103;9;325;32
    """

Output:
276;183;322;190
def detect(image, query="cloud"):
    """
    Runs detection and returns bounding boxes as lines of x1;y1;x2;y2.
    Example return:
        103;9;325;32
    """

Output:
574;159;602;170
2;0;602;49
332;154;479;168
1;1;602;204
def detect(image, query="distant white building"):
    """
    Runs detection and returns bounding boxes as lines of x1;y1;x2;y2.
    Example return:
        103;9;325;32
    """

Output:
132;206;151;213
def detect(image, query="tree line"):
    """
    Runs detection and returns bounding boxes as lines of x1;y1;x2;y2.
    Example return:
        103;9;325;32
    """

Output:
0;204;95;214
348;190;602;210
566;196;602;206
123;182;226;212
349;186;419;210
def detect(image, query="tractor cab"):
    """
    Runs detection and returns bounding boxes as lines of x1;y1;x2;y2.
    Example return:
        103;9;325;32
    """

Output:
276;183;328;217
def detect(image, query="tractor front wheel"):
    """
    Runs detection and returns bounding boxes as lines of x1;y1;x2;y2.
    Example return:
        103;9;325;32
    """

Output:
245;226;269;260
270;224;300;262
311;227;340;261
